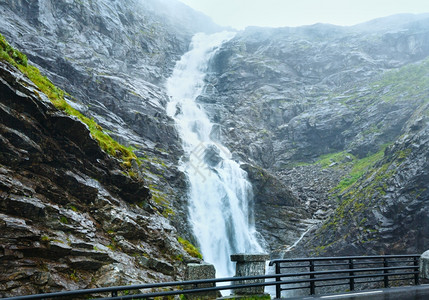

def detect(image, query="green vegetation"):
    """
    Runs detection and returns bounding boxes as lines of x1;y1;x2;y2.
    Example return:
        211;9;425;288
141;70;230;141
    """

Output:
149;184;175;217
59;216;69;224
335;57;429;109
0;33;137;167
153;293;180;300
317;150;397;248
397;148;412;160
374;58;429;103
317;151;353;169
177;237;203;259
313;241;337;256
173;254;184;261
41;235;50;242
310;59;429;248
334;145;388;192
0;37;27;66
40;235;66;244
1;33;179;218
312;143;396;246
70;270;79;282
313;144;388;194
107;236;121;251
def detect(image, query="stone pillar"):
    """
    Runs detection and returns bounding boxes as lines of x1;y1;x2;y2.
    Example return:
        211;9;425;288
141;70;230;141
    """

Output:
231;253;269;296
185;262;218;299
420;250;429;279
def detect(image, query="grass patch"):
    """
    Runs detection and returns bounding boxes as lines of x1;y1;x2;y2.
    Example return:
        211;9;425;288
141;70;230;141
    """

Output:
317;151;353;169
0;34;28;66
149;185;175;218
374;58;429;103
59;216;69;224
177;237;202;259
0;33;137;167
334;145;387;192
41;235;50;242
320;146;397;236
315;145;389;194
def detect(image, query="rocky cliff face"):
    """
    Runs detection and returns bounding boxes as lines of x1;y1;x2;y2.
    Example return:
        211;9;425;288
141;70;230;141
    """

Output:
202;14;429;254
0;0;220;296
0;0;220;237
301;81;429;256
208;16;429;168
0;59;201;297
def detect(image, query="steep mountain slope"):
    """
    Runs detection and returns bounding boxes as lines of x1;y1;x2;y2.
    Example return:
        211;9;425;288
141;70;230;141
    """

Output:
0;53;200;297
203;15;429;254
209;17;429;168
301;59;429;256
0;0;220;235
0;0;220;296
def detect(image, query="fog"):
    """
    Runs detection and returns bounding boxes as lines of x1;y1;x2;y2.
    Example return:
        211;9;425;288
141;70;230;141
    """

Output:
178;0;429;29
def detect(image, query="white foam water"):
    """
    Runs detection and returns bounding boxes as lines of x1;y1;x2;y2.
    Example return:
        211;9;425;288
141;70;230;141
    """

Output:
166;32;263;278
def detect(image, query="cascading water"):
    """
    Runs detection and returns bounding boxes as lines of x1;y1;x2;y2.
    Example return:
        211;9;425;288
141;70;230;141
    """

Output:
166;32;264;277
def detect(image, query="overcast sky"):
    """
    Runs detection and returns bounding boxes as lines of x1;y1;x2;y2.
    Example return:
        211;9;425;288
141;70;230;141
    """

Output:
178;0;429;29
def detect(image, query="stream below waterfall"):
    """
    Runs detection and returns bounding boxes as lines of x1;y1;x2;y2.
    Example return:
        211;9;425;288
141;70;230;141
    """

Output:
166;32;264;277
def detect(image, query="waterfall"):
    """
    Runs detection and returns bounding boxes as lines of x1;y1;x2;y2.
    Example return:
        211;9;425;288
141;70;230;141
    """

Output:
166;32;263;277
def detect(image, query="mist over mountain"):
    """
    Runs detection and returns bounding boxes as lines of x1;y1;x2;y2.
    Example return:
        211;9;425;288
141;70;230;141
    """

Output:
1;0;429;296
205;15;429;255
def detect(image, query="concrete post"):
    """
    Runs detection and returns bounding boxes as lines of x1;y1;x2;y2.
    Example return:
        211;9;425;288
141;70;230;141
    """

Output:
185;262;218;299
420;250;429;279
231;253;269;296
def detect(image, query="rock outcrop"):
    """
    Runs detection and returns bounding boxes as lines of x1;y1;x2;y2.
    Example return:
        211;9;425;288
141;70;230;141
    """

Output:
202;14;429;255
0;59;201;297
0;0;221;235
0;0;223;295
301;99;429;257
208;16;429;169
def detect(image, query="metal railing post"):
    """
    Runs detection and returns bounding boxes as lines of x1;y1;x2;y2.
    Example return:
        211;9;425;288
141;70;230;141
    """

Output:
111;290;118;297
383;257;389;288
309;260;315;295
275;262;281;299
414;256;420;285
348;258;355;291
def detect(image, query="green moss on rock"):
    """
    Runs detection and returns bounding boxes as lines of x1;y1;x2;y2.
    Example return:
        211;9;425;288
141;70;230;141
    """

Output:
0;33;137;167
177;237;202;259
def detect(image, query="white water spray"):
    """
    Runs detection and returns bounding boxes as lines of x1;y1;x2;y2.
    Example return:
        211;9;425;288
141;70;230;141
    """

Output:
166;32;263;277
285;224;315;252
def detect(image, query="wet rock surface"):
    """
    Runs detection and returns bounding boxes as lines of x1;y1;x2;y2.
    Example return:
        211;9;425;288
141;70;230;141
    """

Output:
0;0;221;236
0;61;200;297
297;106;429;257
203;15;429;255
208;18;429;169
